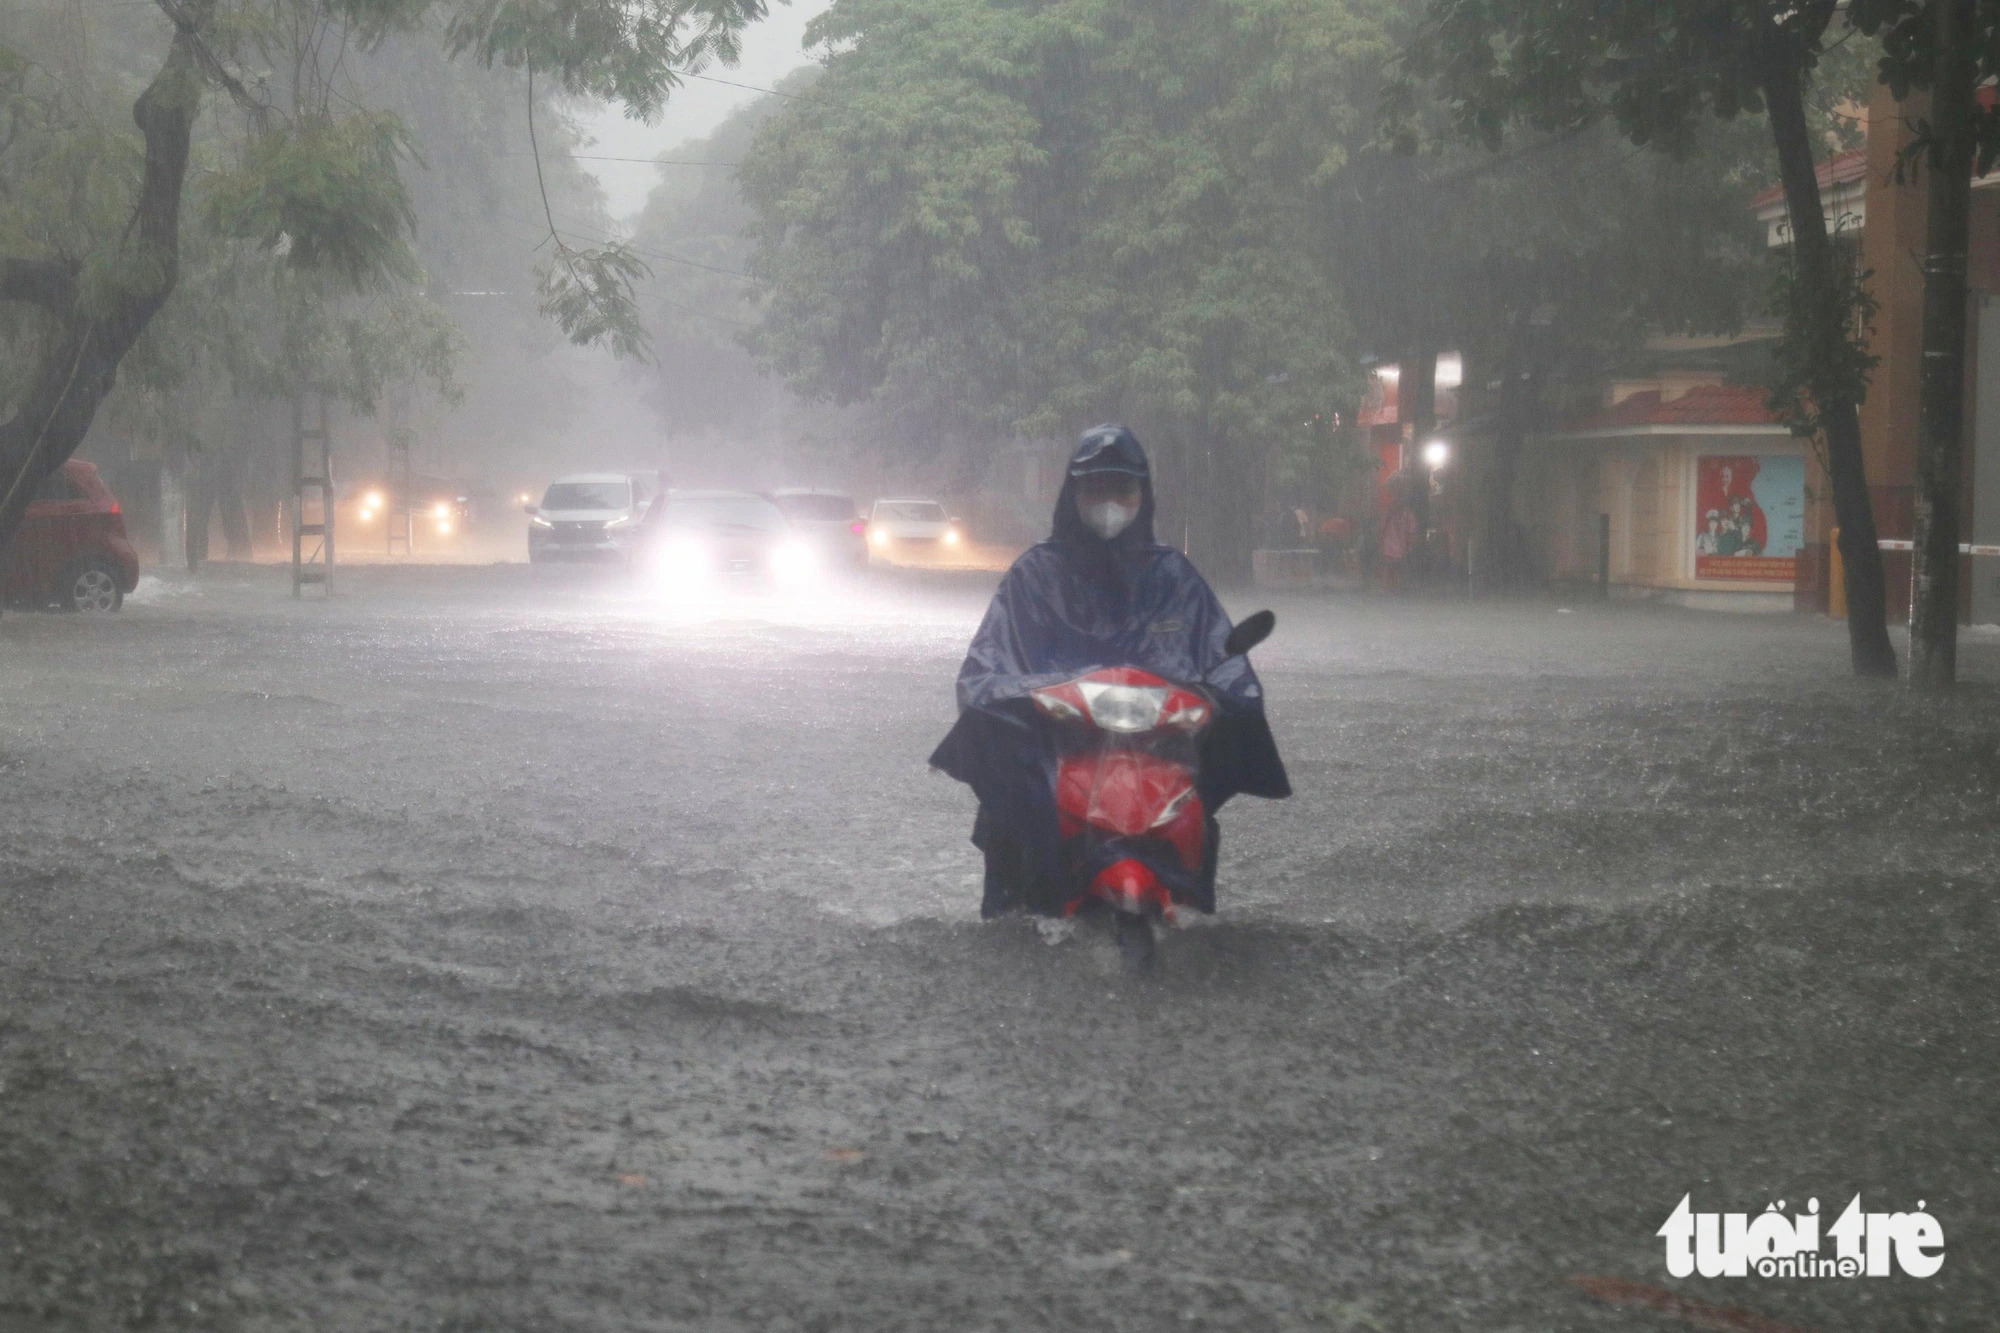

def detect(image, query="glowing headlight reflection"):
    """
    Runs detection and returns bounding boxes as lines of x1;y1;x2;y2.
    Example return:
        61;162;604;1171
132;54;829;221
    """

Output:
770;539;819;586
650;534;712;586
943;528;962;547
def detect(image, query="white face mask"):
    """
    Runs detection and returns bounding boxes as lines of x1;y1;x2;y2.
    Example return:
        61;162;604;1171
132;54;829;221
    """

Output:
1078;497;1138;540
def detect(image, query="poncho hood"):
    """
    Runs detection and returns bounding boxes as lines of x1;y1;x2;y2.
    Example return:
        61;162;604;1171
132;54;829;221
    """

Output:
1051;424;1157;548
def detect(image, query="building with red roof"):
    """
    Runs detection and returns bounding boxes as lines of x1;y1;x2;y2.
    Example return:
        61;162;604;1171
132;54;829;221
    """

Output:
1517;378;1808;610
1334;93;2000;617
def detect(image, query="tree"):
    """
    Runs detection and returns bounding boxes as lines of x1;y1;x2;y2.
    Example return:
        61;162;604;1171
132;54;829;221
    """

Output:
97;24;620;559
740;0;1385;579
1323;111;1768;590
1404;0;1902;677
629;74;802;440
1848;0;1996;689
0;0;766;559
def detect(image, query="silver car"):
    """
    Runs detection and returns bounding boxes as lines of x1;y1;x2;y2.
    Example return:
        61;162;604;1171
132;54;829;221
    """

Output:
866;496;963;560
525;473;657;564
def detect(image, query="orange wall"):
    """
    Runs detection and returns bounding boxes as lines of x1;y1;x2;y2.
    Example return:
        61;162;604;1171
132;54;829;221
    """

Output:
1860;86;2000;492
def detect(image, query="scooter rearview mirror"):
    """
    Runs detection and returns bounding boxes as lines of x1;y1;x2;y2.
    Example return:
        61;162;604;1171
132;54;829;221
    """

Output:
1223;609;1275;658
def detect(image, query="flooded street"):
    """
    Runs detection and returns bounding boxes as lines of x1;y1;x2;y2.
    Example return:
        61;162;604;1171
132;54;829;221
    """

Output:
2;566;1995;1330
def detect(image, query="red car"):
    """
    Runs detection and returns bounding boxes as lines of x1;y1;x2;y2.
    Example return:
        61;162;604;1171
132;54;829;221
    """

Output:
3;459;141;612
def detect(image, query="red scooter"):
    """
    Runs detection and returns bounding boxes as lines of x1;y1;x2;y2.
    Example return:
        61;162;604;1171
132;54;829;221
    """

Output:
1029;610;1274;967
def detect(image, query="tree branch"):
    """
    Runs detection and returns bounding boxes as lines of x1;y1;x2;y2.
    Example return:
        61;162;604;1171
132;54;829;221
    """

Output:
153;0;266;123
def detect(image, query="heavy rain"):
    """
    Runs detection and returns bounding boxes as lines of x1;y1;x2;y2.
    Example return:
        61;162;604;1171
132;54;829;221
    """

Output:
2;0;1997;1329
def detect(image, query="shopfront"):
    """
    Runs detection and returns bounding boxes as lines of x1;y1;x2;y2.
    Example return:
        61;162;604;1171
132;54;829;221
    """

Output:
1521;385;1814;609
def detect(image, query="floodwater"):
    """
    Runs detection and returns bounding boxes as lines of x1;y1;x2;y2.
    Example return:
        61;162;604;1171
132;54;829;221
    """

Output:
2;563;1994;1330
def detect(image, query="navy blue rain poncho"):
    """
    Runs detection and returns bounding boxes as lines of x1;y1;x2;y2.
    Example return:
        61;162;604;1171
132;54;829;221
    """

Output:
928;425;1289;918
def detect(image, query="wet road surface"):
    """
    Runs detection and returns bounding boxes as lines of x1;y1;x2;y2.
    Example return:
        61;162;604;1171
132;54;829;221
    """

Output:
1;563;1995;1330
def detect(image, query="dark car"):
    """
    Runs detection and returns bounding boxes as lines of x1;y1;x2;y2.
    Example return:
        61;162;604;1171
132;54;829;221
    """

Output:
3;460;141;612
639;490;817;588
768;488;869;569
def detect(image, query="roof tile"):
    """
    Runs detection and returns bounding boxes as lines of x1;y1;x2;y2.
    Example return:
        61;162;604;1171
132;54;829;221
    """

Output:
1564;384;1780;431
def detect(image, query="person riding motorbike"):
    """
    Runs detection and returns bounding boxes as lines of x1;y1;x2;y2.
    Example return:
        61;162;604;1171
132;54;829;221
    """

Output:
929;423;1290;921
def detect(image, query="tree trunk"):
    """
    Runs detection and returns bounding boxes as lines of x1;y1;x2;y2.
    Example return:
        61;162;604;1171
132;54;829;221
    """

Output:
219;478;253;558
0;14;207;551
1759;43;1900;678
158;457;189;571
1908;0;1977;691
1182;422;1257;586
187;449;213;567
1483;365;1527;593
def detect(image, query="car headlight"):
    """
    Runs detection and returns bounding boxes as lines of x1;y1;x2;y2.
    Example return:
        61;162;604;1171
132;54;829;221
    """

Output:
649;534;711;584
432;502;451;521
529;513;554;529
869;526;890;547
943;527;961;546
604;514;634;531
770;539;819;586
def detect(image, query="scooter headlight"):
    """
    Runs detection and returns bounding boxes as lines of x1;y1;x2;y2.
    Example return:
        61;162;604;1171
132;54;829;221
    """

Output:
1077;682;1169;733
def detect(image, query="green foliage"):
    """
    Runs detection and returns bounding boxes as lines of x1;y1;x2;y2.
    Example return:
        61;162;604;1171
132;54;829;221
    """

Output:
204;112;421;288
1398;0;1883;436
1400;0;1828;150
0;42;144;267
1848;0;2000;174
740;0;1378;517
442;0;767;118
0;0;768;485
737;0;1760;564
1766;222;1877;444
536;239;651;360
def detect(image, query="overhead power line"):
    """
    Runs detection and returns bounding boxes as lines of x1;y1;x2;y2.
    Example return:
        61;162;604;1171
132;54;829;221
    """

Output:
505;152;741;166
683;71;841;108
560;155;742;166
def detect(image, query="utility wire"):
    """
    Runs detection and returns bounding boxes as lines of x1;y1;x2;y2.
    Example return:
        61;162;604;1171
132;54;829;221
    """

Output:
572;230;751;280
544;154;742;166
497;205;754;281
682;71;840;107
